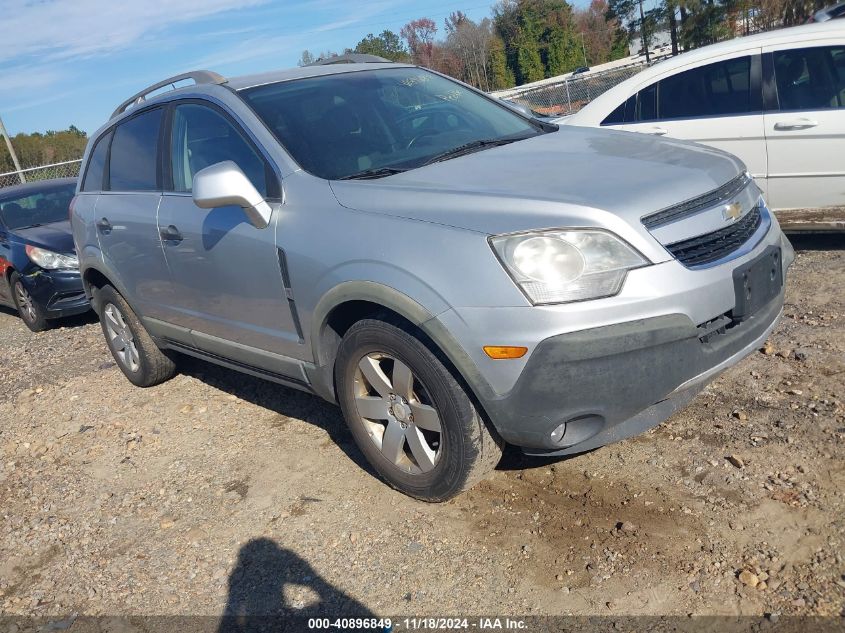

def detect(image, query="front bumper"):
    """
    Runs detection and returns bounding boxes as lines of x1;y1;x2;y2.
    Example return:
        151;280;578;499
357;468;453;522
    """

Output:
486;289;783;453
433;224;792;454
22;268;90;318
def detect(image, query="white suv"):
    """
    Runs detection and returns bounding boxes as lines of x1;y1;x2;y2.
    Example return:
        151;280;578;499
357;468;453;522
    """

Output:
564;22;845;229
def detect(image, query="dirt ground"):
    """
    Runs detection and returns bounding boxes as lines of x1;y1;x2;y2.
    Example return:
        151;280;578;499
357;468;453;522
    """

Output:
0;235;843;623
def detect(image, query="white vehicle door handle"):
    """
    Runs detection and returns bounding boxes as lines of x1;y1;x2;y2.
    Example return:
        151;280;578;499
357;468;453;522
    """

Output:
648;126;668;135
774;119;818;131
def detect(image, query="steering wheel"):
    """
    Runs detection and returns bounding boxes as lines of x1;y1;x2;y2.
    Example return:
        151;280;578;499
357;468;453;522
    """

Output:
406;129;442;149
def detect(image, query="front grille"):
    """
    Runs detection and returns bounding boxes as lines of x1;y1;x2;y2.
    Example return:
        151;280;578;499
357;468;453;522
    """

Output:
666;204;762;267
642;173;752;229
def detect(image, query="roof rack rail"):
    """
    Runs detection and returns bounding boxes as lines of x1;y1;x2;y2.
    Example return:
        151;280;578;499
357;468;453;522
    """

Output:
308;53;392;65
110;70;226;119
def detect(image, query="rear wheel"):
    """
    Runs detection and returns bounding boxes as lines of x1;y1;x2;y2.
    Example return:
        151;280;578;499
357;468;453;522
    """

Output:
10;272;50;332
336;318;502;501
96;285;176;387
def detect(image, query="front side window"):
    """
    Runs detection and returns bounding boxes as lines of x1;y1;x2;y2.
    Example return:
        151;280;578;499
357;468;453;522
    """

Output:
109;108;162;191
0;182;76;230
656;56;754;120
240;67;544;180
774;46;845;111
82;130;112;192
170;103;267;196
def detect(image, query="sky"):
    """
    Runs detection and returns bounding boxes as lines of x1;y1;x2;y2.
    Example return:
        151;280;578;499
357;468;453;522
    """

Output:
0;0;507;137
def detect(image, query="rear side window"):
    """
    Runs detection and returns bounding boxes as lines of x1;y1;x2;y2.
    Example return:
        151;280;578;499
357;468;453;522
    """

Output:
109;108;162;191
170;103;267;196
656;56;754;119
81;130;112;192
774;46;845;111
637;84;657;121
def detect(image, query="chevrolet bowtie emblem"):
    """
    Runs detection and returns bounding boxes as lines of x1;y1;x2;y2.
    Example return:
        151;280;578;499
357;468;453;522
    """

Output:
722;202;743;222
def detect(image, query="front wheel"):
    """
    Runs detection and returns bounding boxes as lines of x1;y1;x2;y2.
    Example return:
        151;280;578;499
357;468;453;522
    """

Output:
10;272;50;332
335;318;502;501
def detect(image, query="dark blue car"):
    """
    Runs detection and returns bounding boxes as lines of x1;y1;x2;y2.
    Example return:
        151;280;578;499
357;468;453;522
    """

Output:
0;178;89;331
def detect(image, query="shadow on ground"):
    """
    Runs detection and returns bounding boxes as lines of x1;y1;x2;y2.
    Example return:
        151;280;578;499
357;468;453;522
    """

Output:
218;538;375;632
0;304;98;328
787;233;844;251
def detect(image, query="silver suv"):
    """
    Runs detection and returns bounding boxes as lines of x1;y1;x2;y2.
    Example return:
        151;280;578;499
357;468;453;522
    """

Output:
71;63;793;500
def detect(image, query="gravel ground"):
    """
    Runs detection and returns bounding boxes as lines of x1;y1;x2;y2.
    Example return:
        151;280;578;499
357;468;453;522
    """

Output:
0;236;843;622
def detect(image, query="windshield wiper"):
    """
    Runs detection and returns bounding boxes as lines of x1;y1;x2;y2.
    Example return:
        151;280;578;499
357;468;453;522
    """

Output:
423;138;522;166
337;167;408;180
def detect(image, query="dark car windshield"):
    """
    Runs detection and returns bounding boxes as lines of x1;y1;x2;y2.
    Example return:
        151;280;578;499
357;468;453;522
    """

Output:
241;67;544;180
0;182;75;230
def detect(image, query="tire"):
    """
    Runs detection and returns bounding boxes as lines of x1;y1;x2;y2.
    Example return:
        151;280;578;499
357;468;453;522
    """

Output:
335;317;502;501
10;272;50;332
95;285;176;387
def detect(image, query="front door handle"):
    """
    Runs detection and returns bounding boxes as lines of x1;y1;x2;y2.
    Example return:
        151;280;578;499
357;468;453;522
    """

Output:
159;225;183;243
647;126;668;135
96;218;112;233
774;118;818;131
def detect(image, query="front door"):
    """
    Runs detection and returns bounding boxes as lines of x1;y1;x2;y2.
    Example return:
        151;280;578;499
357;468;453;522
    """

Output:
763;43;845;210
157;101;300;359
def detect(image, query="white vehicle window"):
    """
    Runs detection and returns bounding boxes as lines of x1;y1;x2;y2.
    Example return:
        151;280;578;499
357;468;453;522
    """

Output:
773;46;845;111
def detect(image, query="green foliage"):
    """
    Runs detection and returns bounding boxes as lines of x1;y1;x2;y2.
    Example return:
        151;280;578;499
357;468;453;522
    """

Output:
489;36;516;89
0;127;88;173
354;30;411;61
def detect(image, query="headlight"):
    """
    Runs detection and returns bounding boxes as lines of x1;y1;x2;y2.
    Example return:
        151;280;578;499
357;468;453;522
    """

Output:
25;245;79;270
490;229;647;304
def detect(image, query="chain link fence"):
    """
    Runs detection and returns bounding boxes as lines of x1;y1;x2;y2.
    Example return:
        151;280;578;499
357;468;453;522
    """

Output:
492;61;653;118
0;159;82;190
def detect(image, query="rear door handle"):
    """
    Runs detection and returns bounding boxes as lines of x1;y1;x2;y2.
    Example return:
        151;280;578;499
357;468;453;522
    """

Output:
159;225;183;243
773;118;818;130
647;126;668;136
96;218;112;233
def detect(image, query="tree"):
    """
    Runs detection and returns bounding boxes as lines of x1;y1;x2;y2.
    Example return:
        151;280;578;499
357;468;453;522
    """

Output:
489;35;516;88
354;30;410;61
0;127;88;173
297;50;315;66
401;18;438;67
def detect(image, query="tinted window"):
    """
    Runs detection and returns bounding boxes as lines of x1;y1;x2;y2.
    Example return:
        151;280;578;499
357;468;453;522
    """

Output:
241;67;543;180
774;46;845;111
638;84;657;121
657;56;753;119
601;101;626;126
0;182;76;230
109;108;162;191
82;130;112;192
601;95;635;126
170;104;267;196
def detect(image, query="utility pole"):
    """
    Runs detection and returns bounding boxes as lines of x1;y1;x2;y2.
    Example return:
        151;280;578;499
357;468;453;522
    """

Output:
639;0;651;64
579;32;588;67
0;115;25;184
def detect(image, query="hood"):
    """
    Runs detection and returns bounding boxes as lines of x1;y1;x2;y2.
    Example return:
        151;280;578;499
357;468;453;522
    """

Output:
10;220;75;254
329;126;745;238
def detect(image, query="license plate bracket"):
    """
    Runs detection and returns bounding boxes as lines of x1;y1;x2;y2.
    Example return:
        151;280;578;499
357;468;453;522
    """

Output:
731;245;782;321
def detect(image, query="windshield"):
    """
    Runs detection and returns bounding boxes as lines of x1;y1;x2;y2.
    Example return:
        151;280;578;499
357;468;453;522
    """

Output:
241;67;544;180
0;182;75;230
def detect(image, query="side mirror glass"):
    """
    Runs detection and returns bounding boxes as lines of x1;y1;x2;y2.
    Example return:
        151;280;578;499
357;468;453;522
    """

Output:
192;160;272;229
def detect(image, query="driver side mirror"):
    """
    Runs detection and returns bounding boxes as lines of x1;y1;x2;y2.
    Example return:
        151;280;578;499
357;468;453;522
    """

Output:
192;161;272;229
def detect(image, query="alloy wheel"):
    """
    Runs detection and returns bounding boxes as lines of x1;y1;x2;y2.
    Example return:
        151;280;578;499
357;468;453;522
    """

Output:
353;353;443;474
14;282;37;323
103;303;140;372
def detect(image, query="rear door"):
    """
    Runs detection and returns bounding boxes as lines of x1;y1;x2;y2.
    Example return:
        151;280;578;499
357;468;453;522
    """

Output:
622;51;768;196
94;107;175;322
763;42;845;210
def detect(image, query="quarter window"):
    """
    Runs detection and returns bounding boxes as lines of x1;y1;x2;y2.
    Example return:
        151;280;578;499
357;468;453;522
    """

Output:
108;109;162;191
170;103;267;196
81;130;112;192
774;46;845;111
